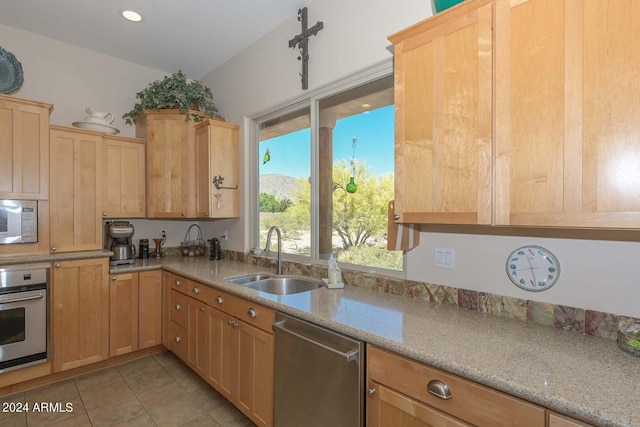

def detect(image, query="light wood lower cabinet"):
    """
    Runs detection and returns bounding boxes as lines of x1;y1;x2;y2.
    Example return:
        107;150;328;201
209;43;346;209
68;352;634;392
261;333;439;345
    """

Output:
548;412;593;427
51;258;109;372
367;345;545;427
110;270;163;357
139;270;162;349
167;273;274;427
368;381;472;427
236;321;274;427
109;272;139;357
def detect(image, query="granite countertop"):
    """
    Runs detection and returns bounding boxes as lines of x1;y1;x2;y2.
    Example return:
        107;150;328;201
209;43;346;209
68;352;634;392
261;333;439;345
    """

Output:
152;257;639;427
3;254;637;426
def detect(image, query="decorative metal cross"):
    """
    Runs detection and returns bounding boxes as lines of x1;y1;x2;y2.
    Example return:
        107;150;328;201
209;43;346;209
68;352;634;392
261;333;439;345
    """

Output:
288;7;323;90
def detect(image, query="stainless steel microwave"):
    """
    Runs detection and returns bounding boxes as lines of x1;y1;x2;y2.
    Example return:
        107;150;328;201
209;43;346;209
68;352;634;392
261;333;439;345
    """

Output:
0;200;38;244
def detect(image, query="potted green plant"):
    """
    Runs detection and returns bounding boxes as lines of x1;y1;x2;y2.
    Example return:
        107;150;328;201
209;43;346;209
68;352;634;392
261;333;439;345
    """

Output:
123;70;222;125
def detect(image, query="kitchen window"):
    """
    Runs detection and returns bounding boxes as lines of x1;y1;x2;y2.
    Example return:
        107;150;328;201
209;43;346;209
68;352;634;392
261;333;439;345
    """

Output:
253;67;402;273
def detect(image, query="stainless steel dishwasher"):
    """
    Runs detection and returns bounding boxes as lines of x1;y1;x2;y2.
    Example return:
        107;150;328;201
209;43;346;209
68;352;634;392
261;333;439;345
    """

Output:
273;312;364;427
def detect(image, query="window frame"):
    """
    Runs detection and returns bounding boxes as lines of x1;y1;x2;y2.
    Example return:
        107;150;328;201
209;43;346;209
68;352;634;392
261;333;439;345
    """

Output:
249;60;405;277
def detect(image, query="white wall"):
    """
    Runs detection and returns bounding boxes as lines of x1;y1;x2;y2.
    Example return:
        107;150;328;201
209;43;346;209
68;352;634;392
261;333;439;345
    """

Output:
200;0;432;253
200;0;640;318
0;24;166;138
0;24;207;250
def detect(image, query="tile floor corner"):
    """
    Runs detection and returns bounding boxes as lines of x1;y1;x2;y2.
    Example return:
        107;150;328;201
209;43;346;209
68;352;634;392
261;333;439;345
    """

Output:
0;352;255;427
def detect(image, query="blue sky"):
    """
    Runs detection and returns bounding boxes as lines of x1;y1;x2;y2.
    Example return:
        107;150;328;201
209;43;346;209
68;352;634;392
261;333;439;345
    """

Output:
259;105;394;178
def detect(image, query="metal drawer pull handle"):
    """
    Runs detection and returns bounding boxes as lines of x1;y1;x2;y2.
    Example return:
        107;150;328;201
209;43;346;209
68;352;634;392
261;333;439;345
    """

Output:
175;304;181;310
175;280;181;286
0;294;44;304
216;296;223;304
273;321;359;362
193;287;200;294
247;308;257;318
200;307;206;312
368;388;376;398
175;336;181;343
427;380;452;400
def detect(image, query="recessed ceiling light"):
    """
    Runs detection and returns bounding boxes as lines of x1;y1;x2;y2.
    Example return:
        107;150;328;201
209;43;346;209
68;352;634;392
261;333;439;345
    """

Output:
122;10;142;22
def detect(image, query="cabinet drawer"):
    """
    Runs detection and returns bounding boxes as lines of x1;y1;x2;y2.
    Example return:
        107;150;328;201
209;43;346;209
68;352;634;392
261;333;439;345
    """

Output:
171;274;188;294
169;320;188;362
204;287;237;316
236;298;274;333
170;289;188;328
368;346;545;427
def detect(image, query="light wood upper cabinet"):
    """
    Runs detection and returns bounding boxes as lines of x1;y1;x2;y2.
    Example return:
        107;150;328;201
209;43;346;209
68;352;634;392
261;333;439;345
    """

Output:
195;119;240;218
102;135;146;218
391;0;640;229
49;126;102;253
136;110;197;218
389;0;493;225
0;95;52;200
51;258;109;372
494;0;640;227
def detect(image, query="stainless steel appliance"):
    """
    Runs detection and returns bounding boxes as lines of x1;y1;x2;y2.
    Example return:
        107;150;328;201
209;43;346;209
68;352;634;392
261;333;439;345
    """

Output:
0;199;37;244
0;264;48;373
105;221;136;266
273;312;364;427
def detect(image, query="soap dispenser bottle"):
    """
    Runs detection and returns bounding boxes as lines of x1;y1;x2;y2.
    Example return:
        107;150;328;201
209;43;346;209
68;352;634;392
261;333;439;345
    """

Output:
327;253;342;285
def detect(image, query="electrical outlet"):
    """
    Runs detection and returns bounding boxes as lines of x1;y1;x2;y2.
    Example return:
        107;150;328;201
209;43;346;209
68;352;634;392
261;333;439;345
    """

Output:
222;230;228;241
435;247;455;269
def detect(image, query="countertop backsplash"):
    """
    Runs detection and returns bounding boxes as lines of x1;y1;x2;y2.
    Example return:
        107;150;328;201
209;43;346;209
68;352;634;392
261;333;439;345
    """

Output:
223;249;639;342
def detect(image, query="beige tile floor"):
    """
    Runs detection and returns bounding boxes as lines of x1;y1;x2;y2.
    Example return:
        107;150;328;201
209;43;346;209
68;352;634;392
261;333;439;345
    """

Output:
0;351;256;427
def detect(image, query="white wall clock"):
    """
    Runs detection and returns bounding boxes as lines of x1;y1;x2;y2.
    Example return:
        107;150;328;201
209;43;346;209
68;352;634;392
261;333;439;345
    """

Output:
506;245;560;292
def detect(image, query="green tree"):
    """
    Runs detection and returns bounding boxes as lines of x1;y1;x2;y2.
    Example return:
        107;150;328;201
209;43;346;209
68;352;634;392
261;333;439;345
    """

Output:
259;193;293;213
332;160;393;249
284;160;393;249
259;193;278;212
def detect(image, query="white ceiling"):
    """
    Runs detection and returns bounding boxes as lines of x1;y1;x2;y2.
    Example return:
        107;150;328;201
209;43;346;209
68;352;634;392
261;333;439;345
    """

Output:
0;0;313;79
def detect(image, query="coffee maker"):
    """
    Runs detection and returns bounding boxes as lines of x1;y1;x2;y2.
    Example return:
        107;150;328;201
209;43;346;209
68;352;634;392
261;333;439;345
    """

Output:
105;221;136;266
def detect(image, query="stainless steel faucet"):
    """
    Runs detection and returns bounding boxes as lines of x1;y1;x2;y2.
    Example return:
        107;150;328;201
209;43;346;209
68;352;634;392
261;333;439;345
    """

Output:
264;226;283;275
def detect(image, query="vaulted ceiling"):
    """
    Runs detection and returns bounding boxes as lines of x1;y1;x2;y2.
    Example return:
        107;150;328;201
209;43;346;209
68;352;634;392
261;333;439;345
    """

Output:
0;0;313;79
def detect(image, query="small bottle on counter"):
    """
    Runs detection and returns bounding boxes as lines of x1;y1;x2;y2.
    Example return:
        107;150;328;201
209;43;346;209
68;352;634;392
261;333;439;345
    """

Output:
328;253;342;284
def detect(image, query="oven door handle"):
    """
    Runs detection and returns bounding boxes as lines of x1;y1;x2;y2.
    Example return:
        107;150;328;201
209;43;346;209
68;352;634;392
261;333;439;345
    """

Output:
0;293;44;304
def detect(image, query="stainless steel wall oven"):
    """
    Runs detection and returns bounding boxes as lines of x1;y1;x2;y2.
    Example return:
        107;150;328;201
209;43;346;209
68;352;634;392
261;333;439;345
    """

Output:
0;264;48;373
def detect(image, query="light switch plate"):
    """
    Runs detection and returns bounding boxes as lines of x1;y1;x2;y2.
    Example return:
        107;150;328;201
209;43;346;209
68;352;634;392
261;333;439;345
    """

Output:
435;247;455;269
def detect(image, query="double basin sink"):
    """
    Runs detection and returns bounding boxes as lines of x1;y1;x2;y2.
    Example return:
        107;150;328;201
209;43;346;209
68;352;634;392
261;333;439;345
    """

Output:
226;274;323;295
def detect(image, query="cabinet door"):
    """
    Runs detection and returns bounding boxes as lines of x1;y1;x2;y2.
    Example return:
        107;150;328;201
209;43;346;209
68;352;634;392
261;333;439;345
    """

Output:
390;1;493;224
52;258;108;372
548;412;593;427
139;270;162;349
494;0;640;227
207;306;237;401
195;119;240;218
138;110;195;218
187;297;209;378
367;381;472;427
49;126;102;252
161;271;172;348
236;321;274;427
109;273;139;357
0;95;52;200
102;135;146;218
